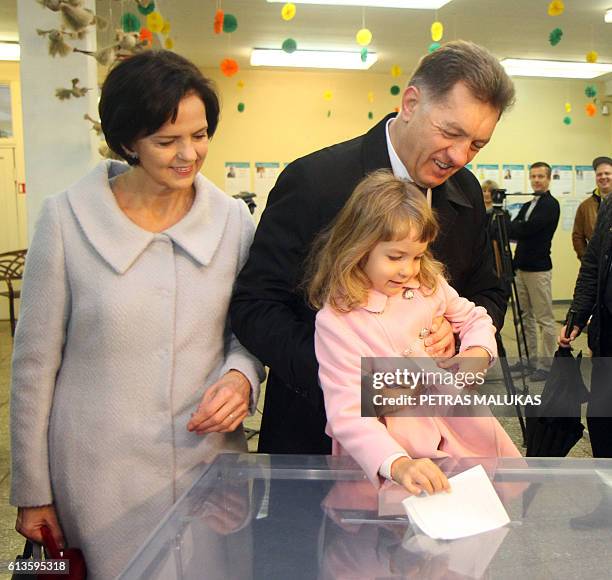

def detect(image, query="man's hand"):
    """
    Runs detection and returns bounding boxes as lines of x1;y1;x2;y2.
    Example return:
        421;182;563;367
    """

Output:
424;316;455;358
187;370;251;435
390;457;451;496
16;505;64;548
558;324;581;348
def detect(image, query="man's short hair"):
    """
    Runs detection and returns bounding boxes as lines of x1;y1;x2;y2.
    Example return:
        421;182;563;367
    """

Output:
530;162;552;179
99;50;220;166
593;156;612;170
408;40;515;115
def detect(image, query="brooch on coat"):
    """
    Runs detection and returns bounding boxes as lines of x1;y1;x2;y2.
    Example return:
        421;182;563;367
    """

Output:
402;288;415;300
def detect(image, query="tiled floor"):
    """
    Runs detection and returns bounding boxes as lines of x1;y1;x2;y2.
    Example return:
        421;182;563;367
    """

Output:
0;304;594;560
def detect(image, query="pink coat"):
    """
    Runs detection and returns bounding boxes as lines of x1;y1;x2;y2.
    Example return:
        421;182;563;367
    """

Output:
314;276;521;487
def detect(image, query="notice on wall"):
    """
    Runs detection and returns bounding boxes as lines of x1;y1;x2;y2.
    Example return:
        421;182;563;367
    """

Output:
253;162;282;221
561;199;580;231
549;165;573;197
224;162;251;196
502;164;526;193
476;164;500;184
575;165;596;197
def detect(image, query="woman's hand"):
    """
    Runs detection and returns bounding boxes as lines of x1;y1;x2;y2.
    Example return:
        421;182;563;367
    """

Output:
16;505;64;548
391;457;451;496
187;370;251;435
558;324;581;348
425;316;455;358
437;346;490;377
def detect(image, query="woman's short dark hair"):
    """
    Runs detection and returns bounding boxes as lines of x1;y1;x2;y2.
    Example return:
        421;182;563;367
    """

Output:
99;50;220;165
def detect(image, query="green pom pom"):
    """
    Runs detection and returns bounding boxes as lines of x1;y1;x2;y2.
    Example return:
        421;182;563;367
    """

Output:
563;116;572;125
282;38;297;53
549;28;563;46
237;102;245;113
121;12;141;33
327;110;332;118
428;42;441;53
368;111;373;120
223;14;238;33
137;2;155;15
390;85;400;96
585;85;597;98
360;47;368;62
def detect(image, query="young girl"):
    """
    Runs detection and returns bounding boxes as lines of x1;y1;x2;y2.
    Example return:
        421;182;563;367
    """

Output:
307;170;520;496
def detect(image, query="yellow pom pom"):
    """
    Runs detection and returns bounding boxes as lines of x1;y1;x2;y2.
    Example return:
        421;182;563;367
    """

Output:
431;21;443;42
164;37;174;50
237;80;245;89
390;65;402;78
161;20;171;35
367;91;374;103
147;12;164;33
547;0;565;16
356;28;372;47
323;90;333;102
565;102;571;113
586;50;598;63
281;3;296;21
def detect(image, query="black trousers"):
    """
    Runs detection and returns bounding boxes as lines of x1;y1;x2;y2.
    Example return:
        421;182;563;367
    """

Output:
587;310;612;457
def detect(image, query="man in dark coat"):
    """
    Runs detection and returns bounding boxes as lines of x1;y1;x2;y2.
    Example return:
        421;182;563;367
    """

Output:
508;162;561;382
561;196;612;457
230;40;516;455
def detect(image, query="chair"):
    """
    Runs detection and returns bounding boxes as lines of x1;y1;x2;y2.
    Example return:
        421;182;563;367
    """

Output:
0;249;27;337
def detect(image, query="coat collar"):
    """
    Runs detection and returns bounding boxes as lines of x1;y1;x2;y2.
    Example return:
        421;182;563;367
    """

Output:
66;161;230;274
362;283;421;314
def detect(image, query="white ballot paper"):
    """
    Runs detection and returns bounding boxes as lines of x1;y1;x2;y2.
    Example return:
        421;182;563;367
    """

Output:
402;464;509;539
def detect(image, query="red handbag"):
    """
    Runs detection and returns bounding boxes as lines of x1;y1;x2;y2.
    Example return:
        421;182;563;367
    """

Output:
38;525;87;580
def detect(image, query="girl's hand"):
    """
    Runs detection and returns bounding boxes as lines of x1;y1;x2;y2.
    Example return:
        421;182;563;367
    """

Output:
16;505;65;548
437;347;490;377
187;370;250;435
390;457;451;496
425;316;455;358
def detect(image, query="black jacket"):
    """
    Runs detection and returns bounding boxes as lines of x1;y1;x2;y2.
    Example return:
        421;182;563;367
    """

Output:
509;192;560;271
230;115;508;454
569;196;612;356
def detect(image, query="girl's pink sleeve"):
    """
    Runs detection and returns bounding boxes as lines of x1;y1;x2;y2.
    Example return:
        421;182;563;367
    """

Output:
438;277;498;357
315;306;407;487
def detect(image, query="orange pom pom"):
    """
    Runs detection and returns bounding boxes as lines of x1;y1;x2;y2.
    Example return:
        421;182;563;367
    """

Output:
585;103;597;117
220;58;239;77
139;27;153;44
214;9;223;34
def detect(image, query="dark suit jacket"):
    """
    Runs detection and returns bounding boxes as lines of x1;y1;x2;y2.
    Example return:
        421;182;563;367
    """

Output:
230;115;508;454
509;191;560;271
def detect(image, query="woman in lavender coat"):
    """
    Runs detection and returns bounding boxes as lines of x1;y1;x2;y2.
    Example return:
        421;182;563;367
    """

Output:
10;51;264;579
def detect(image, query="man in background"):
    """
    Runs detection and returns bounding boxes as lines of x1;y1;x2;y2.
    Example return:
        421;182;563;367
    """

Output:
572;156;612;260
509;162;560;381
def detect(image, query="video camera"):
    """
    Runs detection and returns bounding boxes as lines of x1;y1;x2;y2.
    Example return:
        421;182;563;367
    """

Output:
491;188;507;207
232;191;257;215
490;189;535;208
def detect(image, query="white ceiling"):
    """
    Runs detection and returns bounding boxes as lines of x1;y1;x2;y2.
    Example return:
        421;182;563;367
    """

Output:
3;0;612;77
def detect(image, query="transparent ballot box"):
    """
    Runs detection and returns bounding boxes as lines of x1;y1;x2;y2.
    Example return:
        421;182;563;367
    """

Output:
119;454;612;580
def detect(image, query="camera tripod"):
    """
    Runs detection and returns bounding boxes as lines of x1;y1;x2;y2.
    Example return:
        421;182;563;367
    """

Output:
488;199;530;441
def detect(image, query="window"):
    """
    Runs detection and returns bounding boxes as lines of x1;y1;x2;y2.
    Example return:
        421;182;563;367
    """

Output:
0;85;13;139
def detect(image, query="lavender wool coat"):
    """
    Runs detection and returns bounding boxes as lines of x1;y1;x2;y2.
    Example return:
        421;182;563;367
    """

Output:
10;161;264;579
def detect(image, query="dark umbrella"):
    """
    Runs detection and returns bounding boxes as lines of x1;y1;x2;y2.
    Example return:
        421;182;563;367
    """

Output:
525;346;589;457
